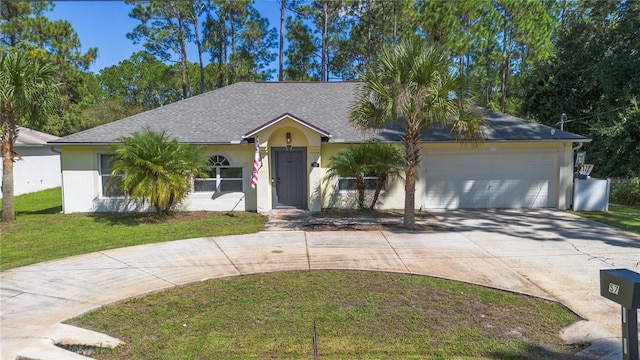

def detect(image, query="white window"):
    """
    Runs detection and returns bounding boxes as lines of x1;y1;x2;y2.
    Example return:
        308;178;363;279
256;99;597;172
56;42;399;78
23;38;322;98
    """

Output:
194;155;243;193
99;154;125;198
338;173;381;191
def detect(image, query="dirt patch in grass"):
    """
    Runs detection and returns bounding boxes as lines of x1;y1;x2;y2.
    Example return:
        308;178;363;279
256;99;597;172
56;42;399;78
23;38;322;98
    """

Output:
87;210;258;226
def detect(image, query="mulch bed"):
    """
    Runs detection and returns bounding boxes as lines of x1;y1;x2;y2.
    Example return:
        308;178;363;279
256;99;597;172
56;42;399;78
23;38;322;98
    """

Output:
300;222;453;231
301;209;453;232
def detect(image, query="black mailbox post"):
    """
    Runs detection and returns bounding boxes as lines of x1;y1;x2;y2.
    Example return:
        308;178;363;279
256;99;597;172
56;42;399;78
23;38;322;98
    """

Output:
600;269;640;360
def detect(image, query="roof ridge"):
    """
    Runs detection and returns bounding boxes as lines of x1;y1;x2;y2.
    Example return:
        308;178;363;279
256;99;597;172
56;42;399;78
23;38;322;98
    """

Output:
253;80;359;84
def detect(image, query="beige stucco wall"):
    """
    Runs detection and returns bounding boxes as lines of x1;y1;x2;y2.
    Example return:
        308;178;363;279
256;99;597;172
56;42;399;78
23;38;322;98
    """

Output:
182;145;255;212
60;146;101;213
320;143;408;210
59;116;329;214
251;117;325;213
559;142;575;209
59;145;257;214
320;141;576;211
59;125;577;214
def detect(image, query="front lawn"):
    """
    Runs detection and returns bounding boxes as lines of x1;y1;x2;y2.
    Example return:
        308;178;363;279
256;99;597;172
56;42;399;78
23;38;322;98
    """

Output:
575;203;640;235
67;270;583;359
0;188;266;271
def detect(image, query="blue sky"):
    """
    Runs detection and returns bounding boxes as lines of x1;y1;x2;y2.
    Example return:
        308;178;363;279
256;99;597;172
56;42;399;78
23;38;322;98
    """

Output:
47;0;282;74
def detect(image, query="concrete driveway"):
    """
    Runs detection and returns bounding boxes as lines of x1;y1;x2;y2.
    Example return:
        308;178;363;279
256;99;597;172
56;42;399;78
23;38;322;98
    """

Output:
432;210;640;328
1;209;639;359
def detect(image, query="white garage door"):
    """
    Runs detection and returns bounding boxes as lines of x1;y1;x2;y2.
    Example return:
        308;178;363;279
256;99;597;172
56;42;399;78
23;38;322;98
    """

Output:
423;150;558;209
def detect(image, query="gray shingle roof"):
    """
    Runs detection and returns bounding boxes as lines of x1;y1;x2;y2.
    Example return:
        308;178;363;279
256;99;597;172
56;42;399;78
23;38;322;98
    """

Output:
50;82;588;145
16;127;59;146
426;108;589;142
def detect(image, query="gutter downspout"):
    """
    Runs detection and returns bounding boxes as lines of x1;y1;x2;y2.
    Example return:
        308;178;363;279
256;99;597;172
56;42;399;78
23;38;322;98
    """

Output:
572;142;583;152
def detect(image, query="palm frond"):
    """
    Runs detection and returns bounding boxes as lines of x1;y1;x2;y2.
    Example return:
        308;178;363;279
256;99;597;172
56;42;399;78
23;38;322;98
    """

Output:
109;128;209;213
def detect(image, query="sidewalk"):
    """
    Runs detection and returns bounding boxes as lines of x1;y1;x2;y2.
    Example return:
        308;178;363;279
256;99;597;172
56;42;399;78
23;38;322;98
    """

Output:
2;209;638;359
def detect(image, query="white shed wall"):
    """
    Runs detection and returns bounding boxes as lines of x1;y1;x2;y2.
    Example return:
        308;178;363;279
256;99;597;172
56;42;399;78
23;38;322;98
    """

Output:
0;146;61;197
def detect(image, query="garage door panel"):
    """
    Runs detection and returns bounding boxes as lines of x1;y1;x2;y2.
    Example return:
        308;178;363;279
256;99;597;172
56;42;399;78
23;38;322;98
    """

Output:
494;180;549;208
424;195;459;209
423;151;557;209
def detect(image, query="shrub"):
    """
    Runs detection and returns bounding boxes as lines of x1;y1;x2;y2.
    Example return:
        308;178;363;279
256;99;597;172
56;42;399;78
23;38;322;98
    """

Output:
110;129;209;214
610;177;640;205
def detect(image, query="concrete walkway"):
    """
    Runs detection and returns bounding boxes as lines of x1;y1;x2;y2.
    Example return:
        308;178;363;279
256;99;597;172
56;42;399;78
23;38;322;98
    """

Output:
1;209;639;359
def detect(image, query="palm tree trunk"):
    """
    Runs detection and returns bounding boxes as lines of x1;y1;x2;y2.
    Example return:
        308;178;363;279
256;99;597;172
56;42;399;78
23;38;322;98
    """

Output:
369;175;387;209
403;125;421;229
356;180;366;210
1;118;17;221
1;147;15;221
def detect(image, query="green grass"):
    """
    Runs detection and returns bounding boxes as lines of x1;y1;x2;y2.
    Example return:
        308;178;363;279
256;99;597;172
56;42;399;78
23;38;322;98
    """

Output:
68;270;583;360
574;203;640;235
1;188;266;271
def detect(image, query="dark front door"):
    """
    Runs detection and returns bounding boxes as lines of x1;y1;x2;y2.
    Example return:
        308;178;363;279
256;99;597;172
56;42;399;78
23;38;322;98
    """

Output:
273;148;306;208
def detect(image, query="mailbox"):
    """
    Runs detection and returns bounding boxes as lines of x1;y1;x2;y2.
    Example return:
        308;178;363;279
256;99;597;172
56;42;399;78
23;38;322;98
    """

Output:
600;269;640;308
600;269;640;360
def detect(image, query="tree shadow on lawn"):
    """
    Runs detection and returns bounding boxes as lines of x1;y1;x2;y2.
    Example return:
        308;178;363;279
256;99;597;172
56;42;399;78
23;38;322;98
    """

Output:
16;205;62;215
88;211;239;227
89;212;171;227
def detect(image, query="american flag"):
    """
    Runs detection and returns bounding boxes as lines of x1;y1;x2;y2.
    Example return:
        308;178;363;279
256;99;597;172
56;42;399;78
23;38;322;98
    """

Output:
251;138;260;189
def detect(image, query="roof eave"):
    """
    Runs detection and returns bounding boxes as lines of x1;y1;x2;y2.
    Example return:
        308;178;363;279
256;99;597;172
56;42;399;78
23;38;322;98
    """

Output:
422;138;592;143
47;141;115;146
243;113;332;139
48;141;244;146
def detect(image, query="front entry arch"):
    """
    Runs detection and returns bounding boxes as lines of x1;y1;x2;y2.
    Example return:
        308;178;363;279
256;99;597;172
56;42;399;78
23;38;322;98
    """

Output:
272;147;307;209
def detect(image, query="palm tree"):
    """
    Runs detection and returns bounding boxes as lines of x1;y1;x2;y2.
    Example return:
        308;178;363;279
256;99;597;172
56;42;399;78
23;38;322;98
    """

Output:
365;141;404;210
325;141;404;210
109;129;209;214
1;50;59;222
349;39;484;229
325;145;370;209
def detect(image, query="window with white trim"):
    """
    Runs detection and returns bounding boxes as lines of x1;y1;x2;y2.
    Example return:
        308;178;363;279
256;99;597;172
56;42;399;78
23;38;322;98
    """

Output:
99;154;125;197
194;155;243;193
337;173;381;191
